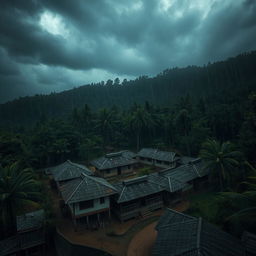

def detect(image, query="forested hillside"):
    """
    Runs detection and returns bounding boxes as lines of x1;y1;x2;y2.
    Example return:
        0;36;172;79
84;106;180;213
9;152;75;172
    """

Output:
1;51;256;126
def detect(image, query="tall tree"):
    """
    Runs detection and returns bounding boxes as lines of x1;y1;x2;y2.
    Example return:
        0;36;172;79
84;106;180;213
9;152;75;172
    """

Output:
200;139;242;191
0;162;41;237
128;107;155;151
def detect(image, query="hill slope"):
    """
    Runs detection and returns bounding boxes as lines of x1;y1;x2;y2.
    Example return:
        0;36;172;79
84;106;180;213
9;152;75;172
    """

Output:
1;51;256;126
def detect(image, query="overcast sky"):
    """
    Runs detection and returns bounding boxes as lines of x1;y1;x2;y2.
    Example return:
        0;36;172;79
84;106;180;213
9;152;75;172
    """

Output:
0;0;256;103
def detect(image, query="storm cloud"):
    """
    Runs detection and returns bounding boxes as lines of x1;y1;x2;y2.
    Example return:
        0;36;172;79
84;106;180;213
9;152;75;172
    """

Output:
0;0;256;103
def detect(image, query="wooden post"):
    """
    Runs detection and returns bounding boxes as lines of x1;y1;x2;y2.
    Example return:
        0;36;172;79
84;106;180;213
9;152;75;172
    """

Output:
86;215;89;228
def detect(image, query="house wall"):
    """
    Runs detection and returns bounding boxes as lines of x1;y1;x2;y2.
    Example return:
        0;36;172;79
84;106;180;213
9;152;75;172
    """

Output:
102;165;134;178
71;197;110;217
137;157;176;169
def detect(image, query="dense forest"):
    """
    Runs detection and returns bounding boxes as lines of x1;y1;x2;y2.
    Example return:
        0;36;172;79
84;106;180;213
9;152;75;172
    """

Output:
1;51;256;241
1;51;256;127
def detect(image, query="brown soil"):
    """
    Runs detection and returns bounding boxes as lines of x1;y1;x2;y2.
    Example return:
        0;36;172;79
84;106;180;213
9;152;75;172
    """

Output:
127;201;189;256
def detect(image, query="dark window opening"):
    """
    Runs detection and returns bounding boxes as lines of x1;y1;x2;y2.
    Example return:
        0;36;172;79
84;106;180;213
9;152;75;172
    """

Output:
79;200;94;210
100;197;105;204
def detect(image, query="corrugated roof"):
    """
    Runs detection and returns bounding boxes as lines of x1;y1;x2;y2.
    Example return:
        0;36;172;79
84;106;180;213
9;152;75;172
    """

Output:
51;160;93;182
137;148;177;162
153;210;246;256
16;209;44;232
60;173;117;204
91;150;137;170
113;175;165;203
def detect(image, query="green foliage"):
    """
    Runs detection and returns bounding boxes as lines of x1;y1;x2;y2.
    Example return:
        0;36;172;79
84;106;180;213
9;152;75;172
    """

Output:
200;139;242;191
0;162;42;237
137;167;154;176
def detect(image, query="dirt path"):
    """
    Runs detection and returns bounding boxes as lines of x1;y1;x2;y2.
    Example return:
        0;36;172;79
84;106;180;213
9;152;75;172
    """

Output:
127;221;157;256
127;201;189;256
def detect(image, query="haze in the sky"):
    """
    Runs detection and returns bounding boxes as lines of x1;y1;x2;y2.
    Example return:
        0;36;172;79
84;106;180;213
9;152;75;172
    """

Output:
0;0;256;103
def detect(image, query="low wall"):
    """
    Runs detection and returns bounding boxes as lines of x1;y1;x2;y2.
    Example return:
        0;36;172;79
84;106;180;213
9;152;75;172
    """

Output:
55;229;111;256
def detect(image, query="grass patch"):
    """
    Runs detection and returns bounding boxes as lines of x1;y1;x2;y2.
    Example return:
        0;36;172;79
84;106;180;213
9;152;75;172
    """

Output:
186;192;220;223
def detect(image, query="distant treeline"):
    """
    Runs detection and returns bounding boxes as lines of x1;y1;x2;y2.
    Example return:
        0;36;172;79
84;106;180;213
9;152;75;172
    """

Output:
1;51;256;127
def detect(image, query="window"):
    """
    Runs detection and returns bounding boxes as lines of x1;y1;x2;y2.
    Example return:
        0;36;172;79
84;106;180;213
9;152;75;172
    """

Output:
128;165;131;169
106;169;110;174
79;200;94;210
100;197;105;204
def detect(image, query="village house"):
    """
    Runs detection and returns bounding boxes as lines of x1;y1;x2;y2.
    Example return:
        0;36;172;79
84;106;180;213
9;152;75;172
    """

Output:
153;208;246;256
0;209;45;256
91;150;137;178
50;160;93;189
111;158;209;222
59;173;117;229
112;175;165;221
137;148;179;168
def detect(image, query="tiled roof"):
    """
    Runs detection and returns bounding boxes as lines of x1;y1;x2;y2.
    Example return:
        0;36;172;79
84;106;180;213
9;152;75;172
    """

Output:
155;208;196;230
51;160;93;182
0;229;45;256
137;148;178;162
60;173;117;204
160;159;208;184
16;209;44;232
153;210;246;256
113;175;165;203
148;172;187;193
91;150;137;170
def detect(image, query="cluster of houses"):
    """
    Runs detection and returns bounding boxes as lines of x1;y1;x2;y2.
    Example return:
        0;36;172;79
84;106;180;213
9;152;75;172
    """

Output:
48;148;209;228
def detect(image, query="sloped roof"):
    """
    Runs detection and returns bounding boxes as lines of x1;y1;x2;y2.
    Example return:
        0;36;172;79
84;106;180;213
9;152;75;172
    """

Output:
155;208;196;231
91;150;137;170
153;210;246;256
0;229;45;256
137;148;178;162
51;160;93;182
113;175;165;203
160;158;208;184
242;231;256;255
16;209;44;232
148;172;187;193
60;173;117;204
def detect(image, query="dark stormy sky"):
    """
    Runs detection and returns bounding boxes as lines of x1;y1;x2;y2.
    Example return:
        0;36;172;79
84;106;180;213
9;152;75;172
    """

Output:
0;0;256;103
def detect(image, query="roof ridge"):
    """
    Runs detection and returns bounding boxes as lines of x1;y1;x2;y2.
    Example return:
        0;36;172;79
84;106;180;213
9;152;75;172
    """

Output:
165;208;197;219
66;178;84;203
85;174;117;191
196;218;202;252
168;177;173;192
192;163;201;177
118;186;126;202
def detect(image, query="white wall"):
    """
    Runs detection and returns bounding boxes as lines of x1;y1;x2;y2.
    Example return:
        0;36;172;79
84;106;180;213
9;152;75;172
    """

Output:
71;197;110;216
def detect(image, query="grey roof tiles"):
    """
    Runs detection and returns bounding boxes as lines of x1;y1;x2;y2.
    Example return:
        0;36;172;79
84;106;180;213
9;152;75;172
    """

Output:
91;150;137;170
137;148;177;162
153;209;246;256
113;175;165;203
16;209;44;232
60;173;117;204
51;160;93;182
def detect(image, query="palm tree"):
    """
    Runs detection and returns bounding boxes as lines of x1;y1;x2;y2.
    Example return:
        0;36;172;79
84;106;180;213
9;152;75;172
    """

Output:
128;107;155;151
217;172;256;235
0;162;41;236
200;139;242;191
96;108;118;148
